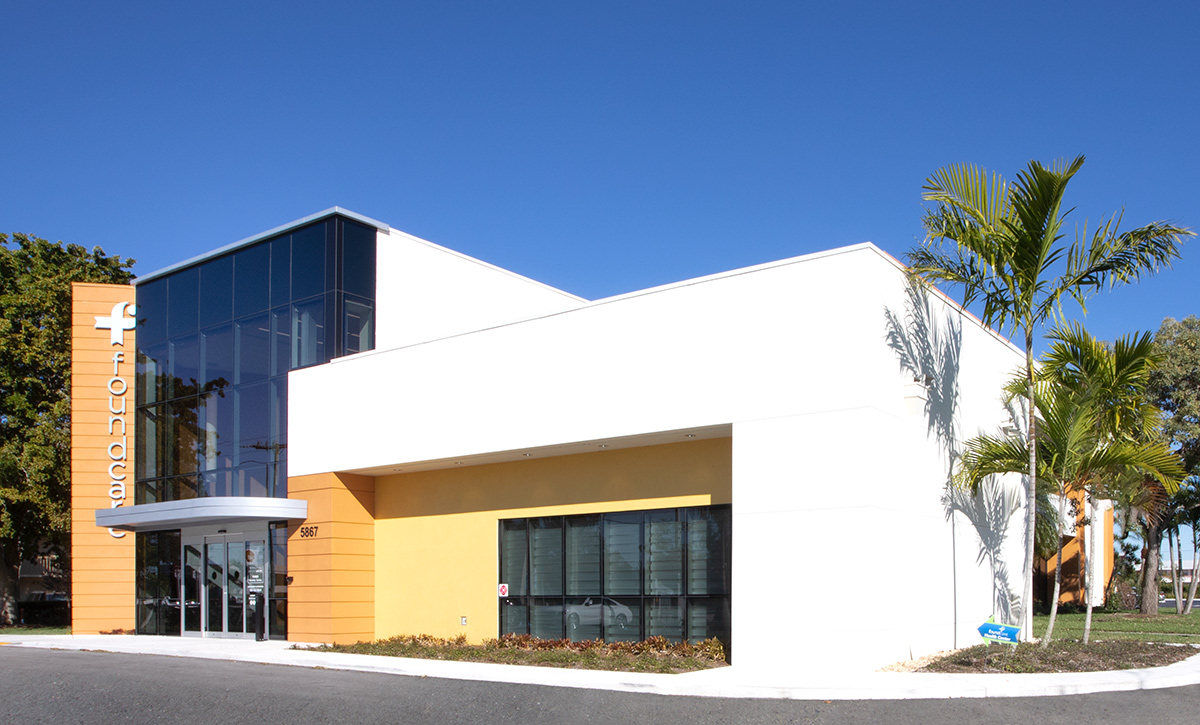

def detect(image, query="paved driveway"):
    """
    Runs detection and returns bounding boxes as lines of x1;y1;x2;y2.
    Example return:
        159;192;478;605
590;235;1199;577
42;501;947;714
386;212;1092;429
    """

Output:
4;648;1200;725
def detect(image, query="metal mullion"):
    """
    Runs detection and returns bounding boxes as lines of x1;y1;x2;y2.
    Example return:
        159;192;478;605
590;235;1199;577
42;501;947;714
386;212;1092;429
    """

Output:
636;512;644;643
559;516;566;639
599;513;606;642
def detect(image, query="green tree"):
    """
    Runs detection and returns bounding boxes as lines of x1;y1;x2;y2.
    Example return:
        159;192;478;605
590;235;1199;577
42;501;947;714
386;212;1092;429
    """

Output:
1145;315;1200;614
906;155;1192;639
957;325;1183;645
0;234;134;625
1148;317;1200;477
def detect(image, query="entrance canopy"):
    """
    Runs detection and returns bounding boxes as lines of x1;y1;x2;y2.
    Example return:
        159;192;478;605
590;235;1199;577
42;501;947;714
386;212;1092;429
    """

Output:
96;498;308;532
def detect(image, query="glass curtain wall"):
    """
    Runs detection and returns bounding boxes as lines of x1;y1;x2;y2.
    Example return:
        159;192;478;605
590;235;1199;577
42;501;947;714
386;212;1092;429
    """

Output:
134;216;376;503
499;505;731;648
132;214;376;637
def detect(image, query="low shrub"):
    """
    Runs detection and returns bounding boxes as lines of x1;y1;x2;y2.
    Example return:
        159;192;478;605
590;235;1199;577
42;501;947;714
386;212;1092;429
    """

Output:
304;633;727;673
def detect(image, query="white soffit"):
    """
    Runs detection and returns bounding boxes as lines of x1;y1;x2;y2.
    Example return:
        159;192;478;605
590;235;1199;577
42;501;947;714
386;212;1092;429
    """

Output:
349;424;733;476
95;498;308;532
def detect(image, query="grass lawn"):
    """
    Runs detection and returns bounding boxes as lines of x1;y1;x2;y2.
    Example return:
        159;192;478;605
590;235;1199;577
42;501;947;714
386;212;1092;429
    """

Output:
922;608;1200;674
1031;607;1200;644
0;624;70;635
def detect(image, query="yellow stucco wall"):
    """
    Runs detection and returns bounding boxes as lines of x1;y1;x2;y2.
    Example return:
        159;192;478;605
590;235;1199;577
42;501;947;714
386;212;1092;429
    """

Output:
373;437;732;642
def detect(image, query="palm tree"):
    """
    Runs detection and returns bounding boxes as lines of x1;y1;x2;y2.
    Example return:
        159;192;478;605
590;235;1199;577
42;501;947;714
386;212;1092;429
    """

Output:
957;326;1184;645
906;155;1192;639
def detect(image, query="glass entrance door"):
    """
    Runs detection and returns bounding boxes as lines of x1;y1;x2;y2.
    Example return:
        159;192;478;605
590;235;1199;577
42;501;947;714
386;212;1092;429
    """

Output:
196;536;267;638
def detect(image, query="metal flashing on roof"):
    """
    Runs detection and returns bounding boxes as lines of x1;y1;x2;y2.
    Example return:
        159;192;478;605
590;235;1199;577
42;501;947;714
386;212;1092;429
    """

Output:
136;207;390;285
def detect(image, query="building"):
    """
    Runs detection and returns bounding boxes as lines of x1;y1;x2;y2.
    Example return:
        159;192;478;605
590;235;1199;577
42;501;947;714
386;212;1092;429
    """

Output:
1035;492;1114;609
72;208;1032;670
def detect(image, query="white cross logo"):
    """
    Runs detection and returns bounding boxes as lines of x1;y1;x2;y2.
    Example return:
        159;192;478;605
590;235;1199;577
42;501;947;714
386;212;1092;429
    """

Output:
95;301;137;346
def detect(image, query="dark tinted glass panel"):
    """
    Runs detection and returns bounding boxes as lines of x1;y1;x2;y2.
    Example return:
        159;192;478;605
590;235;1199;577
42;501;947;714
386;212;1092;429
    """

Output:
565;598;601;641
166;397;202;475
236;314;270;384
271;449;287;497
201;390;234;470
341;220;376;297
135;406;163;493
270;523;288;598
500;505;730;649
530;598;563;640
236;464;269;497
168;334;200;399
184;544;202;632
234;243;270;318
325;224;338;291
236;382;270;451
604;513;641;596
136;213;375;509
137;342;168;405
270;236;291;307
530;519;563;596
205;542;224;633
201;324;234;391
168;474;200;500
686;507;731;595
647;597;684;642
166;267;199;338
604;598;641;643
501;601;528;635
343;296;373;355
136;279;168;344
270;379;287;444
291;297;324;369
135;531;181;637
645;511;682;595
290;222;326;301
204;469;232;497
499;520;528;597
270;306;291;376
238;463;267;499
688;598;731;645
565;516;601;596
198;256;233;328
227;542;245;633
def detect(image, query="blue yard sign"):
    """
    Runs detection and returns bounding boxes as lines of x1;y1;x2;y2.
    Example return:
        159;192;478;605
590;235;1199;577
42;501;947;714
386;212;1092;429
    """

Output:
977;618;1020;644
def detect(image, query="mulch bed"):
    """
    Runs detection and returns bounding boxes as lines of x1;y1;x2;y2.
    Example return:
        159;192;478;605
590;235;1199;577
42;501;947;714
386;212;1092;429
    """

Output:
920;640;1199;674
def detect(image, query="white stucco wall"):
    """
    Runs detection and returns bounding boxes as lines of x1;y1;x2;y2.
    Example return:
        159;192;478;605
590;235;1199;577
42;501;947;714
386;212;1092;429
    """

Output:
373;228;585;351
289;240;1028;671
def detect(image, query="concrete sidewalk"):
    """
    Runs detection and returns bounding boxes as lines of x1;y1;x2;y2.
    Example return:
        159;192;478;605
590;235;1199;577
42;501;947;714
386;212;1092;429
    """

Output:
2;634;1199;701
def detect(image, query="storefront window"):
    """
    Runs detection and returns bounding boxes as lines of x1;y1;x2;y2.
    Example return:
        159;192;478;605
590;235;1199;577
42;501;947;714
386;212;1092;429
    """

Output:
498;505;730;648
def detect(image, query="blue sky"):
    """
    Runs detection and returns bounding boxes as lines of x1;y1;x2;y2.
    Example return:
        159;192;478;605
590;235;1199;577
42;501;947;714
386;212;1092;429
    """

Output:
3;1;1196;351
3;2;1198;564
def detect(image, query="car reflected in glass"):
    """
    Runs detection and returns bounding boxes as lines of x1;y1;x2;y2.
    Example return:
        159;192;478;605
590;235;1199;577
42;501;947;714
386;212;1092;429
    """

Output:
565;597;632;633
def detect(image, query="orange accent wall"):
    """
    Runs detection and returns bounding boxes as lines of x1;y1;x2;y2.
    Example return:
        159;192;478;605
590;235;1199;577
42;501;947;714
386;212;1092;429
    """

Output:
1041;491;1114;606
286;472;375;644
70;283;136;633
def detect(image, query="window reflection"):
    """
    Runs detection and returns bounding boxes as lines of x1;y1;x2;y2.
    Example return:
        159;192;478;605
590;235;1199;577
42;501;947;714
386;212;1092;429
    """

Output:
199;256;233;328
343;296;373;355
500;506;731;648
202;325;234;388
234;244;270;318
292;298;324;368
135;215;375;507
135;531;182;636
236;314;270;384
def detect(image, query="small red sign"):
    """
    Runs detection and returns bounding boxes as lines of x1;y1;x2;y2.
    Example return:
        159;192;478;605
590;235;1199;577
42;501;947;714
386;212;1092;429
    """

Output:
498;583;509;597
